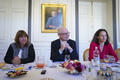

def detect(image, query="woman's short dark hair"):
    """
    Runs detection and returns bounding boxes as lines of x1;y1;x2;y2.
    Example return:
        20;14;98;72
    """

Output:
92;29;110;45
15;30;29;48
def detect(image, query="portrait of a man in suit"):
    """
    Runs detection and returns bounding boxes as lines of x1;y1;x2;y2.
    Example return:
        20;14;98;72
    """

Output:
45;8;63;29
41;4;66;33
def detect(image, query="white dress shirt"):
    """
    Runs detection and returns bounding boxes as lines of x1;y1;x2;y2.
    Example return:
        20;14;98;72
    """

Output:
18;49;23;58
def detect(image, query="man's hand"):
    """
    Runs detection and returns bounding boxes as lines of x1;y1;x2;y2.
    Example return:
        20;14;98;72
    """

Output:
60;41;67;51
60;41;73;51
65;43;73;51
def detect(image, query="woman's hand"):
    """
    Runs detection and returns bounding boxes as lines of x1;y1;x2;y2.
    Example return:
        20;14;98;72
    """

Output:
12;56;21;64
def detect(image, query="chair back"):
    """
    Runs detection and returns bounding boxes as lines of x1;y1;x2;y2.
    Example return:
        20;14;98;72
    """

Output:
115;48;120;60
83;49;89;61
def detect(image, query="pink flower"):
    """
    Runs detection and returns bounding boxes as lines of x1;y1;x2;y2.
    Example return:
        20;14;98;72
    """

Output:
62;60;86;73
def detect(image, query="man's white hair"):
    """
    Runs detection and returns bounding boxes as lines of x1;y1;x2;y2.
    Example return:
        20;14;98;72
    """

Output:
57;26;68;33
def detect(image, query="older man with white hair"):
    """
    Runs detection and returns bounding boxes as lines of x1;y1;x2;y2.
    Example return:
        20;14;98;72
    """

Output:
50;27;79;62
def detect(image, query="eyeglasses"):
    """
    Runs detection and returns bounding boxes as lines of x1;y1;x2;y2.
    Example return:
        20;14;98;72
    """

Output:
58;32;70;35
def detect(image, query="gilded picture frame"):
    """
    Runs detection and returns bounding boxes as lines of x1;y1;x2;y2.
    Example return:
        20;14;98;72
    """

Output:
41;4;66;33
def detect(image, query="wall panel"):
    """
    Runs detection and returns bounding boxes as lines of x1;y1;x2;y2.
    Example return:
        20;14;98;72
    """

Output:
0;0;28;61
31;0;76;61
116;0;120;48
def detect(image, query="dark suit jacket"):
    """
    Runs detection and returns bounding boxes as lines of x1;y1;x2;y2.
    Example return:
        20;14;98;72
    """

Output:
50;39;79;62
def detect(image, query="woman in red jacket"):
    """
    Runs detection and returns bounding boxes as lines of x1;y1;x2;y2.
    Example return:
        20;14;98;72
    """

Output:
89;29;118;62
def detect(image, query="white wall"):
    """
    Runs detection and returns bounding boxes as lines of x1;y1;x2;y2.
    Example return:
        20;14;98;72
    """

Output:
78;0;113;61
31;0;114;62
79;0;93;61
0;0;118;62
0;0;28;61
116;0;120;48
106;0;113;44
31;0;76;62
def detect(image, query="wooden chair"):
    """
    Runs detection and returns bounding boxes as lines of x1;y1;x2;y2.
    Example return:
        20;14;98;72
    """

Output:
83;49;89;61
115;48;120;60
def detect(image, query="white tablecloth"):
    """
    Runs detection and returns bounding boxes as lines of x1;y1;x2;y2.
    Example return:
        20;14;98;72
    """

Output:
0;61;119;80
0;62;97;80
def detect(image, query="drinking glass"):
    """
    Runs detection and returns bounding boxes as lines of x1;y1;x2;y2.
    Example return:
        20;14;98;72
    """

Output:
65;55;70;61
104;55;109;63
109;55;115;63
36;56;45;68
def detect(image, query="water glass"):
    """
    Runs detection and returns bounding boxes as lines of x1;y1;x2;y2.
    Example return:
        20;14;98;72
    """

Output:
65;55;70;61
47;60;53;67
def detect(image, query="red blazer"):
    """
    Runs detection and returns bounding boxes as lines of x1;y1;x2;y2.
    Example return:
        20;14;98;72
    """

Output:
89;42;118;62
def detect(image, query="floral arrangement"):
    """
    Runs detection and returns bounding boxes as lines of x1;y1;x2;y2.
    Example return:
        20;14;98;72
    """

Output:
62;60;86;74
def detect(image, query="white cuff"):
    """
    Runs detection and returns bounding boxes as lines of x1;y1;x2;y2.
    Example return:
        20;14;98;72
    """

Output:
59;49;63;54
69;49;73;53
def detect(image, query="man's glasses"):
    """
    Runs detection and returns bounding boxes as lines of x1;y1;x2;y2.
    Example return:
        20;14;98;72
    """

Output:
58;32;70;35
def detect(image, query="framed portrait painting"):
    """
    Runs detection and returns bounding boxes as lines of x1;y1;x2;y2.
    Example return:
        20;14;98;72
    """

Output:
41;4;66;33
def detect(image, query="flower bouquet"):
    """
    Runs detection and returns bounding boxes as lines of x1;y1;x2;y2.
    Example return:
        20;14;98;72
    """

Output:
62;60;86;74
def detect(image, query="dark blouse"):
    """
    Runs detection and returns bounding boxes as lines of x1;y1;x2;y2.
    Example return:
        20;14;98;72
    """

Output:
4;43;35;64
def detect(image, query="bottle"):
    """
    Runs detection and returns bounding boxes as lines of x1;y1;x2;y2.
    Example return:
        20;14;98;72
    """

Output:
93;47;100;67
88;63;92;72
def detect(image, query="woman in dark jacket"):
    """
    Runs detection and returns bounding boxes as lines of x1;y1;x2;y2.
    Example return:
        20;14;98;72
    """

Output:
4;30;35;64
